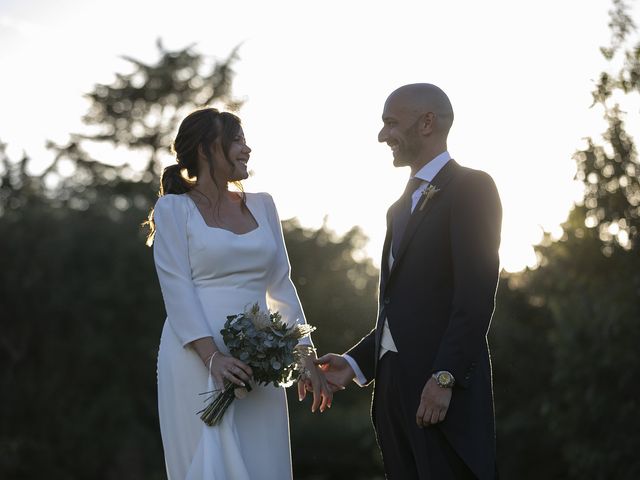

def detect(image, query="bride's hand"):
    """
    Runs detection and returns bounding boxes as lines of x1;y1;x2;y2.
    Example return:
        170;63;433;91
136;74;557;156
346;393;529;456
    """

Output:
298;356;332;413
205;351;253;388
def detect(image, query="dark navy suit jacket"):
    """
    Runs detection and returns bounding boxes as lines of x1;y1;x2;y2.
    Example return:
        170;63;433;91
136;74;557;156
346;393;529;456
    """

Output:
347;160;502;480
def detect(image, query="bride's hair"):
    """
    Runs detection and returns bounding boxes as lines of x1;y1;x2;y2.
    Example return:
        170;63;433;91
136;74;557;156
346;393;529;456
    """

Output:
144;108;247;246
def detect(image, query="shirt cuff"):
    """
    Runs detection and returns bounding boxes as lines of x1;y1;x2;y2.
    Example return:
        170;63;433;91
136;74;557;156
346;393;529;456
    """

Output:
343;354;368;386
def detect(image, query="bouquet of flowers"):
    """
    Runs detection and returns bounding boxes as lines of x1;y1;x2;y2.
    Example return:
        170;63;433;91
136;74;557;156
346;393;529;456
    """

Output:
198;303;315;426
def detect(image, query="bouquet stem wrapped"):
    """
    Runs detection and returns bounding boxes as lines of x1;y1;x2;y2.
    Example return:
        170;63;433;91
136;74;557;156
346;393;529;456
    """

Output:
198;382;251;427
198;303;315;426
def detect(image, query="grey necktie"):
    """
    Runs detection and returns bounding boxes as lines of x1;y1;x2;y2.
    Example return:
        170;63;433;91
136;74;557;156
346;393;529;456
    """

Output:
391;177;423;258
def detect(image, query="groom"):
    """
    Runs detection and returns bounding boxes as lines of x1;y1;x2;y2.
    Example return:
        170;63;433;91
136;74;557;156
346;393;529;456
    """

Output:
317;84;502;479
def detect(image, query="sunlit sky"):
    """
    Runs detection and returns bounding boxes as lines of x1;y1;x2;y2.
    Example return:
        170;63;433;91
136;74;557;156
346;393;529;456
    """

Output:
1;0;628;271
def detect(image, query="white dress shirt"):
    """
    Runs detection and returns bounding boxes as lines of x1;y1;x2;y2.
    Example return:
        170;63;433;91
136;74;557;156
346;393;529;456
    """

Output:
345;151;451;385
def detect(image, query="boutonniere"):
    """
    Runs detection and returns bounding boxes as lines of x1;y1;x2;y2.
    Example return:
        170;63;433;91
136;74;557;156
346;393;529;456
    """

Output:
418;184;440;211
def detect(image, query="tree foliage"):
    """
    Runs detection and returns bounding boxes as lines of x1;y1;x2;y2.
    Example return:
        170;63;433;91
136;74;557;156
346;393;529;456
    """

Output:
78;39;242;172
491;2;640;478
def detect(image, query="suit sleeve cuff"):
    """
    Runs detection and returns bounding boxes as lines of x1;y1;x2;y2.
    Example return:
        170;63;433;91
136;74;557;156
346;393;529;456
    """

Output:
343;354;368;386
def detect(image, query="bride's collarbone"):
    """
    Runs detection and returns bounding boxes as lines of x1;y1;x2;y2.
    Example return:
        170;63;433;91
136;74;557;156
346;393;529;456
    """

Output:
188;195;257;232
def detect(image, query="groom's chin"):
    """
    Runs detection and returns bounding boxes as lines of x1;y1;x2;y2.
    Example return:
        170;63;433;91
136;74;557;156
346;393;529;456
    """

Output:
392;155;408;168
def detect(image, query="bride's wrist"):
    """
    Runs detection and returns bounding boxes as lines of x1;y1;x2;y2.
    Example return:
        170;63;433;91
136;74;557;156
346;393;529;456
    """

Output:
294;345;317;378
190;337;220;365
202;350;221;366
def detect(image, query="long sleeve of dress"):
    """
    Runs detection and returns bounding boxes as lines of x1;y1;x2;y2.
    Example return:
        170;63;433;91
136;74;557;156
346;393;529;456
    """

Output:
153;194;212;347
262;193;314;348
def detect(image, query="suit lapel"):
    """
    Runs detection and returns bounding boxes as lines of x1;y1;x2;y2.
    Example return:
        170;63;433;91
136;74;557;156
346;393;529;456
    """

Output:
386;160;460;283
380;207;394;290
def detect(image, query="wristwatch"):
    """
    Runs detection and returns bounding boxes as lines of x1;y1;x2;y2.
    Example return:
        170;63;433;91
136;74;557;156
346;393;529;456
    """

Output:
432;370;455;388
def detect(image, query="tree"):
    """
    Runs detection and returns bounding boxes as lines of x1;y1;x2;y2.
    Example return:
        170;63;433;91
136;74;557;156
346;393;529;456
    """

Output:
534;2;640;476
489;273;568;479
57;39;242;173
490;1;640;478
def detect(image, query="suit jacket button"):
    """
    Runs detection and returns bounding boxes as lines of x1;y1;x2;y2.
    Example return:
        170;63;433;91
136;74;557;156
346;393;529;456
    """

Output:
384;297;390;305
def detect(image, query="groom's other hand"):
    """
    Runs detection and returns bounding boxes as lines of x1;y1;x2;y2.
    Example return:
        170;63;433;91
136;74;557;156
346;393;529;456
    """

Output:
314;354;355;393
415;377;452;428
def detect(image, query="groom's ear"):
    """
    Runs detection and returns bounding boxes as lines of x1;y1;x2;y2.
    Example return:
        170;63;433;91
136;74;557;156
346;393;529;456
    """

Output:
419;112;436;135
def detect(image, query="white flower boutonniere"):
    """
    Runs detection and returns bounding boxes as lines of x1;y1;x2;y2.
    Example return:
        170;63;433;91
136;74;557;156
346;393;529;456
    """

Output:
418;184;441;211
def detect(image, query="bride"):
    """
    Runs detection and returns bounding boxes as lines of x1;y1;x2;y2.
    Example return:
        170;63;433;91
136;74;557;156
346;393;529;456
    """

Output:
146;108;332;479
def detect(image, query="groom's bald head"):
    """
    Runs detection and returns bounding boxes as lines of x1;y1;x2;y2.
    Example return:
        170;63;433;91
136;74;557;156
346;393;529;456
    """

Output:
386;83;454;136
378;83;454;172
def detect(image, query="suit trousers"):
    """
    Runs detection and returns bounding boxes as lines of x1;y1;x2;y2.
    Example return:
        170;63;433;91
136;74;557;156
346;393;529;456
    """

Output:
373;352;476;480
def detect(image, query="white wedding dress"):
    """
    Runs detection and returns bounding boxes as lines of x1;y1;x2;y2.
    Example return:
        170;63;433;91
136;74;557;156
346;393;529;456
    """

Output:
153;192;312;480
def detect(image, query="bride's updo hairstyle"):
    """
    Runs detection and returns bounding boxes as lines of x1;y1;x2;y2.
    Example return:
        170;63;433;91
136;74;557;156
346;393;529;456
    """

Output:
161;108;242;195
144;107;246;246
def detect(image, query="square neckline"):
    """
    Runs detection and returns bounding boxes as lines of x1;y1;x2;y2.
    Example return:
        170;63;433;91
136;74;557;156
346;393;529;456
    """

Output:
183;192;260;236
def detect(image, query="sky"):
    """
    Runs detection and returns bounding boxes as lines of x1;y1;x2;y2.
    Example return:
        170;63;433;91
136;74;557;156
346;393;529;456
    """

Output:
0;0;627;271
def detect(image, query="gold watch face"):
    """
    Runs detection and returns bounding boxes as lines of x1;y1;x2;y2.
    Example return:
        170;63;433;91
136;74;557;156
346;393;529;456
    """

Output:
437;371;452;386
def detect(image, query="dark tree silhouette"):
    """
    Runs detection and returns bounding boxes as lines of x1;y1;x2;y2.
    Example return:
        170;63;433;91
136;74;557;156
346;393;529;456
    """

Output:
491;2;640;478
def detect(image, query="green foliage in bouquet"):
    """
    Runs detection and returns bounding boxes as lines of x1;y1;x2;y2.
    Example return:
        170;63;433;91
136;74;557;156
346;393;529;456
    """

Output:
199;303;315;426
222;303;314;387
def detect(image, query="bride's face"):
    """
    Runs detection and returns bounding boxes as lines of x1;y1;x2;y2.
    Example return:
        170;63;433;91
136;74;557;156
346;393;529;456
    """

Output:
210;127;252;182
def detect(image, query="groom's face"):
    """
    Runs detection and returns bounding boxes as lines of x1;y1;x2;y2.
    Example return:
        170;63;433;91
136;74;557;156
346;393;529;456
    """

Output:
378;98;422;168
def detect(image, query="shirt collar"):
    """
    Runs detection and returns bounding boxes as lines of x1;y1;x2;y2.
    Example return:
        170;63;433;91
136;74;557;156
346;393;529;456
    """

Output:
413;151;451;183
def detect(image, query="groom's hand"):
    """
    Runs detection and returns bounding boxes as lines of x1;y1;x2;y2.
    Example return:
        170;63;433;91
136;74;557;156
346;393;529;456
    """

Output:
314;354;355;393
416;377;452;428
